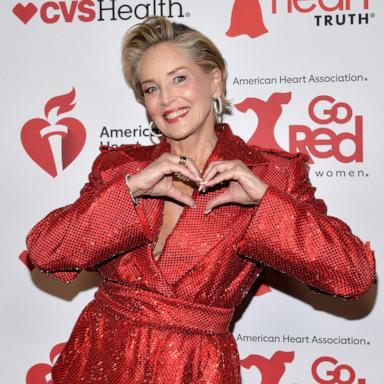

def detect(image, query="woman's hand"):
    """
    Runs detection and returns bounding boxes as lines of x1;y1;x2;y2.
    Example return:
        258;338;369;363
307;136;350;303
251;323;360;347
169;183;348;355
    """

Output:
201;160;268;214
126;153;202;207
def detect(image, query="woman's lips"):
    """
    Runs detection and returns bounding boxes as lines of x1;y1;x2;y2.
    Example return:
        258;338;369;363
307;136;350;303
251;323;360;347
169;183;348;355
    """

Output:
162;107;190;123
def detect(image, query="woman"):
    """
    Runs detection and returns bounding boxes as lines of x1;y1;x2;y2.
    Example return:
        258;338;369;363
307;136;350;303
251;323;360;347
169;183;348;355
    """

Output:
26;16;375;384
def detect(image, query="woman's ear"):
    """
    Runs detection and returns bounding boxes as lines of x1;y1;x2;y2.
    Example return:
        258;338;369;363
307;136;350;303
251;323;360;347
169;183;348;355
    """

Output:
210;67;224;98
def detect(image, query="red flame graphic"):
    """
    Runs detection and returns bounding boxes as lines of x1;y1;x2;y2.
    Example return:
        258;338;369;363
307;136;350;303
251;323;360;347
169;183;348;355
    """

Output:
44;87;76;119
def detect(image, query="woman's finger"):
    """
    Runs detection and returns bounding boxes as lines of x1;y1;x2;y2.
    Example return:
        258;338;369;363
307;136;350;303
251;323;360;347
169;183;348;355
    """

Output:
204;192;233;215
201;160;225;180
202;161;231;184
166;154;202;181
165;162;202;183
167;186;196;207
183;157;202;181
203;169;239;189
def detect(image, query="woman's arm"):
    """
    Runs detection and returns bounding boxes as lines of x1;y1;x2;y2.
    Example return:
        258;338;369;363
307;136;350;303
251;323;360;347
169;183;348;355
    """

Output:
236;155;375;299
26;150;152;282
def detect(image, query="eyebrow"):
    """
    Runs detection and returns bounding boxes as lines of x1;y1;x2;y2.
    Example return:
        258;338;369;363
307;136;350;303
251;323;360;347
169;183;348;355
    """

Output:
141;66;188;86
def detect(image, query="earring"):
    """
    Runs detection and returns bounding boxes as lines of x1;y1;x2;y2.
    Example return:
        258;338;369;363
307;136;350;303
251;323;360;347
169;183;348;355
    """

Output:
213;97;223;120
149;120;162;136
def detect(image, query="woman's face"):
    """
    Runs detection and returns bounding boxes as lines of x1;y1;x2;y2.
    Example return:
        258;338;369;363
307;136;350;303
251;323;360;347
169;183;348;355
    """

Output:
138;42;222;142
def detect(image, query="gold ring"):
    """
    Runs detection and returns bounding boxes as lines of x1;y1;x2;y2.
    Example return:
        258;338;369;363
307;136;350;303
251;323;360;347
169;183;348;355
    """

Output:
174;172;190;182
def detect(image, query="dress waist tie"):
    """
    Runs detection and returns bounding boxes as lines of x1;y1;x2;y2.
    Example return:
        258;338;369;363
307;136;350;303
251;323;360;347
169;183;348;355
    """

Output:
94;280;234;335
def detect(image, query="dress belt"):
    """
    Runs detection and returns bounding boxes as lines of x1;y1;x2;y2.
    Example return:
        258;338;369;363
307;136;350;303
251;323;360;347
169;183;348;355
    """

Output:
94;280;234;335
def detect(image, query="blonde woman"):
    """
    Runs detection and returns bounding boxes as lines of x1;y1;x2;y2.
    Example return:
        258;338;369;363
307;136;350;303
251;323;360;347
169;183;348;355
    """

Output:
26;16;375;384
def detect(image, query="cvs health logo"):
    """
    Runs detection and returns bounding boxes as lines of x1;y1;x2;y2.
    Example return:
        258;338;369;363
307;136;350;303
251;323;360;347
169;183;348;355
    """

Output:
312;356;367;384
236;93;364;164
12;1;186;25
240;351;295;383
26;342;66;384
226;0;371;38
21;87;86;177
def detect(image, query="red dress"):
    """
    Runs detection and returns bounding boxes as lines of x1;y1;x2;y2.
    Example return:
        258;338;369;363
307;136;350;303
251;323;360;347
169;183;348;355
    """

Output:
26;123;375;383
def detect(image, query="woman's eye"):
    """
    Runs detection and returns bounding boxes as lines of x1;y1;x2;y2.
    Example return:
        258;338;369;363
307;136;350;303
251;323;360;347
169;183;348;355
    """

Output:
174;75;186;84
143;86;157;94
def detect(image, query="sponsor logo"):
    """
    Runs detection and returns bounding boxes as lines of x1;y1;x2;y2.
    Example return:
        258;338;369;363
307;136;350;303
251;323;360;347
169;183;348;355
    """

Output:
21;87;86;177
226;0;268;38
235;92;290;152
226;0;373;38
240;351;295;383
13;0;187;25
289;95;363;164
312;356;367;384
235;93;364;165
26;343;66;384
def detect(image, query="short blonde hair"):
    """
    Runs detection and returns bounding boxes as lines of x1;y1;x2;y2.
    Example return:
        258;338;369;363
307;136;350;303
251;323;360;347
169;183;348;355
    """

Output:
121;16;231;116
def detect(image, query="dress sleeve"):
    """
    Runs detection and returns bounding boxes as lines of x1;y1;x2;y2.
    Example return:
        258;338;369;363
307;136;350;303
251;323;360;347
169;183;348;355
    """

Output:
236;155;375;299
25;151;152;283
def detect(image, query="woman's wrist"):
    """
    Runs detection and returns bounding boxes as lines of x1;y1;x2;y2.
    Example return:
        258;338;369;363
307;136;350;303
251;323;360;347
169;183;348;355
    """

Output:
125;174;141;205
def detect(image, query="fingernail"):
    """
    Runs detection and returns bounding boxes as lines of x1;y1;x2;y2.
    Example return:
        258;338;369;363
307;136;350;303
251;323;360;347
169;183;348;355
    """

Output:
204;209;212;215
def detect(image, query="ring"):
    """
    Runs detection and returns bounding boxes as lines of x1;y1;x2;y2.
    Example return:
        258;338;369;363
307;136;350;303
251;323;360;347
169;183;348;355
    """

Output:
175;155;190;182
174;172;190;182
178;155;187;166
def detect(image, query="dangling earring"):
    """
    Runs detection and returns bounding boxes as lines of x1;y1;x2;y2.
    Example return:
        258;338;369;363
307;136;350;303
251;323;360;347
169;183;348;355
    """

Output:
213;97;223;122
149;121;162;144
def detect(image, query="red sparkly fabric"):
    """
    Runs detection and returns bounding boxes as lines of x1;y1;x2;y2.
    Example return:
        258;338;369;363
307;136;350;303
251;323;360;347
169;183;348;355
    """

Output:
26;123;375;383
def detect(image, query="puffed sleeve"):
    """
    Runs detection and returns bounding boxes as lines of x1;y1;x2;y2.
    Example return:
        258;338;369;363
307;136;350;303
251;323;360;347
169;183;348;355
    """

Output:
236;154;375;299
25;150;152;283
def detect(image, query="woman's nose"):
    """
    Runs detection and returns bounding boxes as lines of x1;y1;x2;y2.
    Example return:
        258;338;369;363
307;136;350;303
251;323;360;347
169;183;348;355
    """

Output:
160;86;176;106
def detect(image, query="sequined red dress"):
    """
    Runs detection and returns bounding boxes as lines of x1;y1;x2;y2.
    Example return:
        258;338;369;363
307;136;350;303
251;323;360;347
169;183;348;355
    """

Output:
26;123;375;384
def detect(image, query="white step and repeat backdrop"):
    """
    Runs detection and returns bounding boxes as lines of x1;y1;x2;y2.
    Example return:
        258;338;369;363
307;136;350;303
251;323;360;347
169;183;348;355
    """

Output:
1;1;383;383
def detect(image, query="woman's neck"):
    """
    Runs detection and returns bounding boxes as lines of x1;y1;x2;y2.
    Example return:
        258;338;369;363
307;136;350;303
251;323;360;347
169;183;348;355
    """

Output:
168;127;218;171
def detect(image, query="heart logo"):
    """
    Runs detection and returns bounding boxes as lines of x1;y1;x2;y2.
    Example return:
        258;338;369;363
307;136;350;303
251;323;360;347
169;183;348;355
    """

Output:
13;3;38;24
21;88;87;177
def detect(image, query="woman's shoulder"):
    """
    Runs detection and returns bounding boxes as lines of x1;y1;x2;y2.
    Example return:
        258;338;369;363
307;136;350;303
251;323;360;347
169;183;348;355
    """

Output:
98;143;156;160
247;143;309;166
91;143;156;173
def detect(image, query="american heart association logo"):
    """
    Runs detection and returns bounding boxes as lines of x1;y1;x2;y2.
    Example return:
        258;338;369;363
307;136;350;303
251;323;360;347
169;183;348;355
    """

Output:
12;2;38;24
21;87;87;177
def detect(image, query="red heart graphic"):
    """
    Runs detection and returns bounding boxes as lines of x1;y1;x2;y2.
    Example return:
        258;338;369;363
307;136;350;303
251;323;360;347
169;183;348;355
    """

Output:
21;117;86;177
13;2;38;24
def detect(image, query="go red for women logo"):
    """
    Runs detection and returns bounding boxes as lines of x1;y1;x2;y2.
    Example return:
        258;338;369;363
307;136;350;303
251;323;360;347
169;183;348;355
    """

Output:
240;351;295;383
21;87;86;177
236;93;364;164
26;343;66;384
312;356;367;384
226;0;372;38
289;95;363;164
